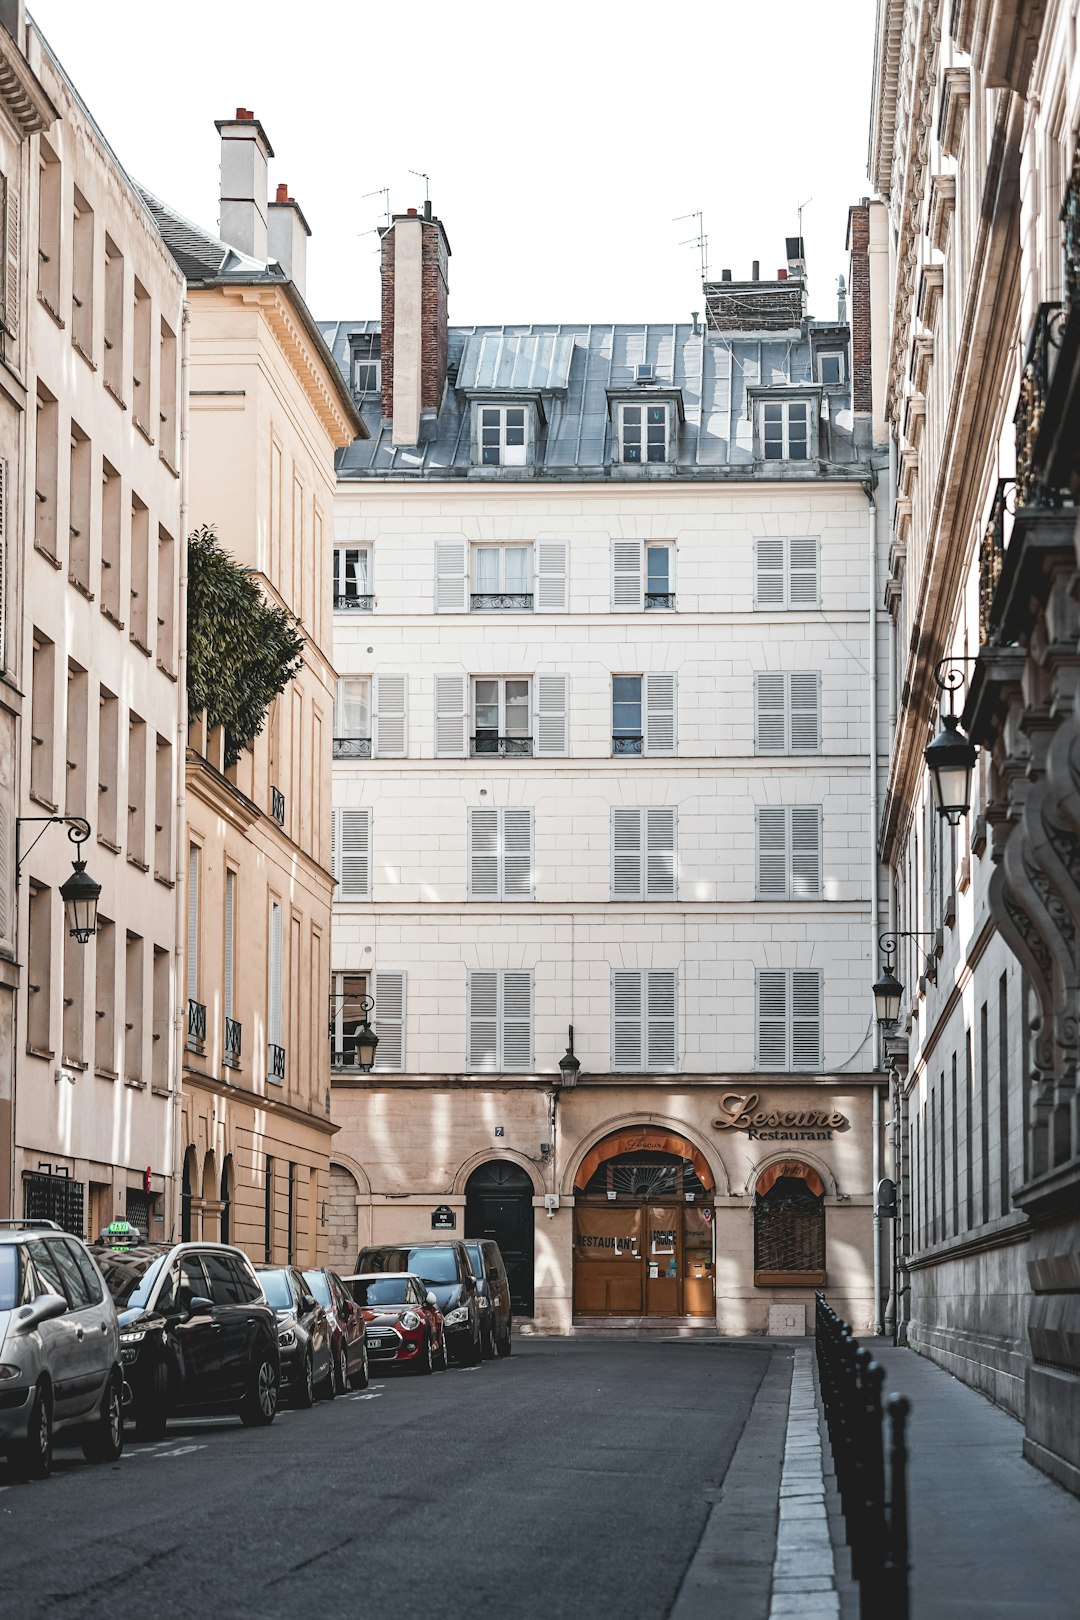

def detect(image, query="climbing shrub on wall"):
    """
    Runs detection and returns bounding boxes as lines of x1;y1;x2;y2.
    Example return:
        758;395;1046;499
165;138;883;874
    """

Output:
186;524;304;768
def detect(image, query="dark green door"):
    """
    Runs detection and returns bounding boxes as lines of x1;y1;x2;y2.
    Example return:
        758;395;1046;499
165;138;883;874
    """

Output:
465;1161;534;1316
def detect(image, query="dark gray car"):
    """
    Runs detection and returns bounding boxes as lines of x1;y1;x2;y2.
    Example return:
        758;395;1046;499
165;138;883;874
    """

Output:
465;1239;512;1359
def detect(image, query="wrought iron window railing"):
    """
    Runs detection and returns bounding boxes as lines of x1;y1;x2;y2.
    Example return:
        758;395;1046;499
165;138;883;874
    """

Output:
612;734;644;755
224;1017;242;1066
333;736;372;759
268;1042;286;1082
1015;301;1065;508
187;999;206;1051
333;593;374;611
645;592;675;610
470;734;533;757
1063;140;1080;316
978;478;1014;647
270;786;285;826
24;1169;85;1237
470;592;534;611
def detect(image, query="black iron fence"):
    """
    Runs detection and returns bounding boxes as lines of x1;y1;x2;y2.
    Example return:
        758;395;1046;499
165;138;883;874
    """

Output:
815;1293;911;1620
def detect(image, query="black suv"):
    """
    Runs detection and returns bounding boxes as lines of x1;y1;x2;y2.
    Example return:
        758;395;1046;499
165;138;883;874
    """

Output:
465;1239;513;1359
355;1241;482;1365
91;1241;280;1436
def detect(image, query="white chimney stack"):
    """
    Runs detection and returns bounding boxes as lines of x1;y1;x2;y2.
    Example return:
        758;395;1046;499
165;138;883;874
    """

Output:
268;182;311;297
216;107;272;262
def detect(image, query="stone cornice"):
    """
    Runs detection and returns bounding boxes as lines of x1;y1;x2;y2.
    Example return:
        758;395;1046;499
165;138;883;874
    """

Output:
185;750;260;831
218;283;359;449
869;0;906;195
0;32;57;138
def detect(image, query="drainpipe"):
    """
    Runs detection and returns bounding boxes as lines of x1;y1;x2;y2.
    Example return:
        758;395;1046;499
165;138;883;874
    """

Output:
171;300;192;1242
867;480;884;1334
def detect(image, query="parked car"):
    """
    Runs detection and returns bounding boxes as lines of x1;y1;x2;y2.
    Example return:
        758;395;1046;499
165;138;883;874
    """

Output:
354;1242;482;1365
0;1225;124;1478
91;1240;279;1437
465;1239;513;1359
343;1272;446;1374
254;1265;332;1407
302;1267;369;1393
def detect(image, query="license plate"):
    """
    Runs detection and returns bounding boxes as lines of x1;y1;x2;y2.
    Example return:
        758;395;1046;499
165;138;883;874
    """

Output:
368;1336;389;1348
121;1347;138;1364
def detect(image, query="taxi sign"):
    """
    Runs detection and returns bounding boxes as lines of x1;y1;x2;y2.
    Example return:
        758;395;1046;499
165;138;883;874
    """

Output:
99;1219;142;1249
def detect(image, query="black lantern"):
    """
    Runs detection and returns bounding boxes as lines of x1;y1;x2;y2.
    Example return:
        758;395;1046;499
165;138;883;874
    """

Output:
925;712;977;826
558;1025;581;1089
60;857;101;944
352;1002;379;1072
872;961;904;1031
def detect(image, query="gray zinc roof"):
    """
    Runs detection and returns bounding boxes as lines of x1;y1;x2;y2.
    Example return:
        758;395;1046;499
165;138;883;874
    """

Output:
318;319;858;479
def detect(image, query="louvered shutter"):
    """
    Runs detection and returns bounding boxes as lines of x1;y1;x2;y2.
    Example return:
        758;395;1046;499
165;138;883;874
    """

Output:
373;970;406;1070
754;537;785;607
467;971;499;1071
434;673;468;757
791;807;823;899
791;971;823;1069
644;672;676;756
372;674;407;758
789;673;821;753
500;971;533;1070
611;807;643;899
0;458;6;671
268;903;283;1050
535;540;568;612
434;540;468;613
501;808;533;899
186;844;199;1001
224;870;235;1020
755;673;788;754
756;807;789;899
534;672;568;757
788;537;820;607
338;808;371;899
468;808;499;900
756;970;789;1069
645;808;677;899
4;181;17;341
611;540;644;610
612;971;644;1070
330;809;336;883
645;971;677;1069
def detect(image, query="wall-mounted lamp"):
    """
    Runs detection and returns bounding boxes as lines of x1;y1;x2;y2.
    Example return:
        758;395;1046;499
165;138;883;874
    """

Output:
872;932;940;1030
558;1025;581;1089
16;816;101;943
924;660;979;826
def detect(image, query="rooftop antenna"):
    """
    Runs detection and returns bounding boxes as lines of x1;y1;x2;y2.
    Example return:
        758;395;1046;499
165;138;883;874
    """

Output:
796;197;812;244
409;169;431;205
363;184;391;227
674;209;709;285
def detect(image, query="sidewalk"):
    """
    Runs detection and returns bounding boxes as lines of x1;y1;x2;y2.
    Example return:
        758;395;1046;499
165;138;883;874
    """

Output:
855;1345;1080;1618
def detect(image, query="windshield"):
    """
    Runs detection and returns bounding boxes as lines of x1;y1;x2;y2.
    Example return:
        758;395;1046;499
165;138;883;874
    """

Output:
403;1248;457;1284
95;1250;168;1310
0;1247;18;1311
349;1277;411;1307
259;1271;294;1312
303;1271;331;1308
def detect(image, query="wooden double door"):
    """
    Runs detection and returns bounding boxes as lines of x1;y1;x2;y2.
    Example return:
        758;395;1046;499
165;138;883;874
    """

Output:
574;1201;715;1317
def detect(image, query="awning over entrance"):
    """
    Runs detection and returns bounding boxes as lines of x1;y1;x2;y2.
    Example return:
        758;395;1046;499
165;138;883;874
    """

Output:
754;1159;825;1199
574;1128;714;1193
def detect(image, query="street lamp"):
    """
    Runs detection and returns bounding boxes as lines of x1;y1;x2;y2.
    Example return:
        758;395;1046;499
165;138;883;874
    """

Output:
872;932;939;1031
924;660;978;826
351;996;379;1072
15;816;100;944
558;1025;581;1089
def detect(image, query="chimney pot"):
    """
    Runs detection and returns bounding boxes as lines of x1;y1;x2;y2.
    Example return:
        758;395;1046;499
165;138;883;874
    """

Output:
407;207;417;216
275;182;290;203
236;107;252;120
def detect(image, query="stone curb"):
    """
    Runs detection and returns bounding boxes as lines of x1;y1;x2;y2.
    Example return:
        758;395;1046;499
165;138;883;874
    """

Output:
767;1346;841;1620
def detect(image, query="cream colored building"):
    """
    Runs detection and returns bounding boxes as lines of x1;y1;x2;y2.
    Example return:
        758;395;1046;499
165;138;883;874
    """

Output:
142;112;363;1263
11;19;185;1239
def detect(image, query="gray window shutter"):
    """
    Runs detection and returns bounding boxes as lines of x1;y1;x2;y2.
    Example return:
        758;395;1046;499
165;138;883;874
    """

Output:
755;673;788;754
338;808;371;899
0;459;6;672
756;807;788;899
791;971;823;1069
330;808;337;883
434;673;468;757
611;807;643;899
468;971;499;1071
611;540;644;610
788;537;820;607
756;970;789;1069
501;808;533;899
373;674;407;758
224;870;235;1020
500;971;533;1070
789;672;821;753
754;537;785;607
645;970;677;1069
268;902;283;1052
373;970;406;1070
468;807;500;900
612;970;644;1070
186;844;199;1002
791;807;823;899
535;540;568;612
645;808;677;899
534;672;568;757
434;540;468;613
4;182;17;342
644;672;676;756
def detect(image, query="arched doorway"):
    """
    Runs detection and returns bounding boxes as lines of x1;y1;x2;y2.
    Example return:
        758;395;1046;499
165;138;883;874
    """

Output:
329;1163;361;1272
573;1127;715;1319
752;1161;826;1287
465;1160;534;1317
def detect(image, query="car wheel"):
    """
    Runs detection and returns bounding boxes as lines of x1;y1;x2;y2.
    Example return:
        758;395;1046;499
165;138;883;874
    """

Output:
333;1343;348;1398
239;1355;278;1427
497;1319;513;1357
438;1332;449;1371
481;1320;496;1360
350;1340;369;1391
82;1373;125;1463
294;1351;315;1409
413;1333;434;1375
11;1385;52;1480
134;1359;169;1440
458;1324;482;1367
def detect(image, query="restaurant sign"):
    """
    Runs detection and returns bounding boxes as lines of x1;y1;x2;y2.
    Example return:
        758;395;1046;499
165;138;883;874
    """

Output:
712;1091;849;1141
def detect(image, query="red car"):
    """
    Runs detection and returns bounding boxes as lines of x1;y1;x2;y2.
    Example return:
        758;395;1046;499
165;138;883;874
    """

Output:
302;1268;370;1393
343;1271;447;1375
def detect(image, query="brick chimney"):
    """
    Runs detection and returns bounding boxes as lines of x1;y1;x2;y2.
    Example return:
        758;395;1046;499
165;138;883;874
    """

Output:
268;182;311;297
379;206;451;446
846;202;872;450
215;107;273;261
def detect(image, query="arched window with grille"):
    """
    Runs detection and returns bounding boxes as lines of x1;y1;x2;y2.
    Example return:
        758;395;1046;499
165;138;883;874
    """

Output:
753;1163;825;1287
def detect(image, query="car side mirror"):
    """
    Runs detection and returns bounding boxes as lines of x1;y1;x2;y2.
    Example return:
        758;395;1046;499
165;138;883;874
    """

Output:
426;1292;437;1308
15;1292;68;1333
187;1295;215;1316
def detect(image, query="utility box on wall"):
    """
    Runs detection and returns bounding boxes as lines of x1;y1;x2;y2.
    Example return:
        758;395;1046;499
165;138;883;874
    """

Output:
768;1303;807;1336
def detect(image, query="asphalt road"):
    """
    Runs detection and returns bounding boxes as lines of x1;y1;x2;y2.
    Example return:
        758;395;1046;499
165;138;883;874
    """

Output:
0;1337;773;1620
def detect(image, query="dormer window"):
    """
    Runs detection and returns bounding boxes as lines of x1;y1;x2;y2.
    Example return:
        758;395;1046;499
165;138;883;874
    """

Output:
619;401;669;463
816;350;844;386
480;404;527;466
747;386;821;465
349;333;381;397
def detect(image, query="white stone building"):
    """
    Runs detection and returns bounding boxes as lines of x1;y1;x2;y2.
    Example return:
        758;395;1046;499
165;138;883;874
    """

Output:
318;211;891;1335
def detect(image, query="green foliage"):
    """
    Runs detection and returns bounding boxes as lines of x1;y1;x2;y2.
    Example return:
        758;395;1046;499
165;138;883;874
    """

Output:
186;525;304;768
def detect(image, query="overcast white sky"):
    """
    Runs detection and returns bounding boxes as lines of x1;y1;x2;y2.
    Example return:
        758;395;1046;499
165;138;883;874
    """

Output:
30;0;876;327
